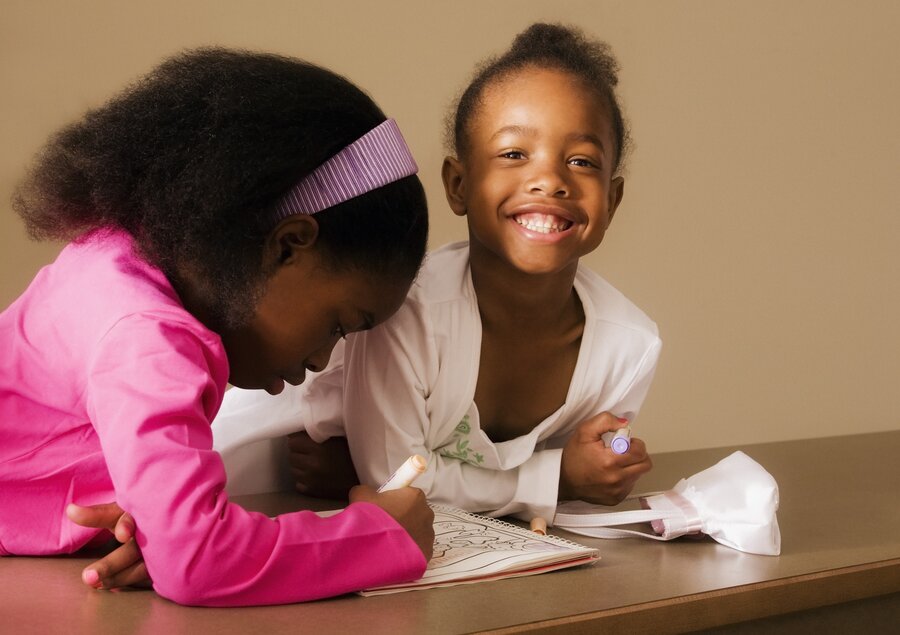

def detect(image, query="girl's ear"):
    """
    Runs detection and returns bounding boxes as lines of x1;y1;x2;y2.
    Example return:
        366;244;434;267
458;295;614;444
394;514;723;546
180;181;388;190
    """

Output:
265;215;320;267
606;176;625;225
442;156;468;217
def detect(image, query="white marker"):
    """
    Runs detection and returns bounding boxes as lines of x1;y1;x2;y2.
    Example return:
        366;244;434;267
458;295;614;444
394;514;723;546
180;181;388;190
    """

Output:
601;426;632;454
377;454;427;492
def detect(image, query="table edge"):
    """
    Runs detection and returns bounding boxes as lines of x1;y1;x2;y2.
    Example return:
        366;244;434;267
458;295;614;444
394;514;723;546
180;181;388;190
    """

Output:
477;557;900;635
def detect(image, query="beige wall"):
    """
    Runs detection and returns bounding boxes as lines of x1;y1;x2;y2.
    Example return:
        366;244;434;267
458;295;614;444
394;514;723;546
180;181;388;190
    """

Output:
2;0;898;452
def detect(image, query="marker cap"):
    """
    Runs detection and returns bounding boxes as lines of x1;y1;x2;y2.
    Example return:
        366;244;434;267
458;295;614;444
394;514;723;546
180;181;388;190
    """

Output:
610;436;631;454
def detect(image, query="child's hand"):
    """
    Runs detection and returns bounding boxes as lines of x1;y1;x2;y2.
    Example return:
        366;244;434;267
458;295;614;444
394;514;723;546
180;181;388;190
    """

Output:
66;502;151;589
559;412;653;505
349;484;435;560
287;431;360;500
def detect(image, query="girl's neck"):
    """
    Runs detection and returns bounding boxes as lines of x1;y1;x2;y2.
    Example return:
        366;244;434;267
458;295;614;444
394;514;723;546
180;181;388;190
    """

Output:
169;265;224;334
468;243;581;332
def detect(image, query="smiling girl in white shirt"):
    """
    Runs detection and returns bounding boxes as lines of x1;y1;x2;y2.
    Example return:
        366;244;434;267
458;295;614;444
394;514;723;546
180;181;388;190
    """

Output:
215;23;662;524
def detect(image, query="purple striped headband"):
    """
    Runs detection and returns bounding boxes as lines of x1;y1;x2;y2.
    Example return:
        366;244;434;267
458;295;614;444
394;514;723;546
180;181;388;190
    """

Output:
272;118;418;223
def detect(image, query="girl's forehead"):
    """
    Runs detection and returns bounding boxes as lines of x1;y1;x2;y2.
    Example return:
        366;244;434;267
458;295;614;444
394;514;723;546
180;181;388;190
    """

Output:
482;67;605;113
472;67;614;140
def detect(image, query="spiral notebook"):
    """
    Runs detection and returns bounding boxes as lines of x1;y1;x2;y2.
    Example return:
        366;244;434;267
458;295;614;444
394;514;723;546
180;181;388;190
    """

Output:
360;504;600;596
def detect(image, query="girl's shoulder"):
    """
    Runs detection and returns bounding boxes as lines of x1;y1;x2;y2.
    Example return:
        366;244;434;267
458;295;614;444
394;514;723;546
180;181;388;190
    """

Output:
407;241;473;306
59;229;177;307
40;228;215;343
574;264;659;340
373;241;477;357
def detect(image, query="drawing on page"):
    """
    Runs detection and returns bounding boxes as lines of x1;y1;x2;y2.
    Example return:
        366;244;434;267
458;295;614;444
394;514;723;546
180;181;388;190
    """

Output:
429;516;568;570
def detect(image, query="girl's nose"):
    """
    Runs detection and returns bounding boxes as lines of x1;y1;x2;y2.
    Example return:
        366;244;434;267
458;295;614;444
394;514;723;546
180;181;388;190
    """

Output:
525;160;569;197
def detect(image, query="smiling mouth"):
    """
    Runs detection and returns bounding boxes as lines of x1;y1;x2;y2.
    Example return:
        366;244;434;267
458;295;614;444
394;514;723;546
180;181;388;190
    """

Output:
513;212;574;234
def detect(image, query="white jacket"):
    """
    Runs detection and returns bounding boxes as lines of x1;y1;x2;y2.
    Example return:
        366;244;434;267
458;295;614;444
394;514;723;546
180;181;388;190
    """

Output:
213;242;661;521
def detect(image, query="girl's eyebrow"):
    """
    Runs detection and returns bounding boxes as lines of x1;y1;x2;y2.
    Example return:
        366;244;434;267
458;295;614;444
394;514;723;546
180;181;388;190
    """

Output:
567;133;607;154
489;124;537;141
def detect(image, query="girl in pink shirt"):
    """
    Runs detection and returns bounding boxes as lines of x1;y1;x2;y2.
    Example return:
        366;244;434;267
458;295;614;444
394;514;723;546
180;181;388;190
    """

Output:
0;48;433;606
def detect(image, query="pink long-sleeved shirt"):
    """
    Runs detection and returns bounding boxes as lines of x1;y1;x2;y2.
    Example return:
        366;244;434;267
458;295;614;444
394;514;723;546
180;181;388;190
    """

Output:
0;228;425;606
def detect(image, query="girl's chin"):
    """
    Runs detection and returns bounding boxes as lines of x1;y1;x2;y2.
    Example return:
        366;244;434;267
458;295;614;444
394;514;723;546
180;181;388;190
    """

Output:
264;377;286;396
227;374;285;395
505;250;577;276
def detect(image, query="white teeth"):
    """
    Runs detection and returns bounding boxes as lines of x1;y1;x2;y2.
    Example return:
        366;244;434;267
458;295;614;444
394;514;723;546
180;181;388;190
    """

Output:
515;217;567;233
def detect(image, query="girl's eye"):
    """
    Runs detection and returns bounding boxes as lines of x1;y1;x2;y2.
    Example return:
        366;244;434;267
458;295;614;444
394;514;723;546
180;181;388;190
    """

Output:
499;150;525;160
568;157;598;168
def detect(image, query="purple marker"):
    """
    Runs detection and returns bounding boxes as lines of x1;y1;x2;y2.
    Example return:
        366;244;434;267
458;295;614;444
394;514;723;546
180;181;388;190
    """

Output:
601;426;632;454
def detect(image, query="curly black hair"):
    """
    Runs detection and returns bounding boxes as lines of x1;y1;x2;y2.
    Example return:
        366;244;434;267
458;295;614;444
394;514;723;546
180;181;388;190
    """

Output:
447;23;631;174
13;48;428;327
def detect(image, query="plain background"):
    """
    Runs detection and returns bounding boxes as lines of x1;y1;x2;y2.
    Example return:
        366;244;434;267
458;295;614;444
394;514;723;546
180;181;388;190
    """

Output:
2;0;898;453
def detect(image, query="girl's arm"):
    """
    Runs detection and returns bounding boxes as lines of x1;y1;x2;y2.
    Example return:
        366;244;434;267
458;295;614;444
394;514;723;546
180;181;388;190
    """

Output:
557;337;661;504
559;412;653;505
86;315;427;607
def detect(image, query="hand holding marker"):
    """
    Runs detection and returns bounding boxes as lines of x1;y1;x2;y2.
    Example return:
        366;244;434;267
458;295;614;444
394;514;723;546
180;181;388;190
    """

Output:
532;417;631;537
601;418;632;454
378;455;427;492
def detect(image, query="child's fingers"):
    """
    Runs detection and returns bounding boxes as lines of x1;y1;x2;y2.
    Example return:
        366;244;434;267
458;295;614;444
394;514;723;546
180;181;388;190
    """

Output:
288;433;359;499
579;457;653;505
286;432;336;469
66;502;127;530
113;512;135;543
349;485;434;560
574;412;629;442
82;538;148;589
618;448;653;478
620;437;649;462
102;561;153;590
286;430;317;455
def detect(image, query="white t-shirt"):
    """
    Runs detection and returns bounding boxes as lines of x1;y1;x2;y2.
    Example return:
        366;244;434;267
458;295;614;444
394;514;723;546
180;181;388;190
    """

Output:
213;242;661;521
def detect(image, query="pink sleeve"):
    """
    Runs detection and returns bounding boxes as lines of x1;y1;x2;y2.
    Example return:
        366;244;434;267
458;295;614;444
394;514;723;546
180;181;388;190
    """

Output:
86;314;425;607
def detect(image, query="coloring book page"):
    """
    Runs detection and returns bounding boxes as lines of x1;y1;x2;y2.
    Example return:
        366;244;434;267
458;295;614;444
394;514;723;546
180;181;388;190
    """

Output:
361;504;599;595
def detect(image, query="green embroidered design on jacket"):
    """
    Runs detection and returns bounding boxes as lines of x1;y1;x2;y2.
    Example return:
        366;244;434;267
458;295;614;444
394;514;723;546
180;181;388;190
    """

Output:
439;414;484;465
